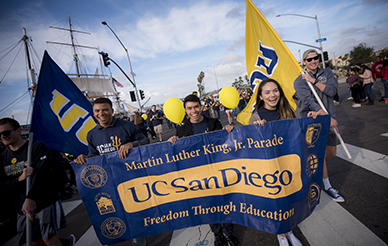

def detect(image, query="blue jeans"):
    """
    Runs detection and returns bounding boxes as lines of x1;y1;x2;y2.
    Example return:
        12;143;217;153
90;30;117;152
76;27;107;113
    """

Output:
364;83;373;102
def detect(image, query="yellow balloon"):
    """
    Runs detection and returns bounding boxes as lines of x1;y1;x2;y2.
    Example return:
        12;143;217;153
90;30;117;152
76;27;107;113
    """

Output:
219;86;239;109
163;97;185;124
141;113;147;120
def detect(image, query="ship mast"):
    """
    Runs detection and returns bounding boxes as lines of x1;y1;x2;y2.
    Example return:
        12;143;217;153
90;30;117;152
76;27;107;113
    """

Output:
68;15;81;77
45;16;123;111
47;14;96;77
22;27;36;96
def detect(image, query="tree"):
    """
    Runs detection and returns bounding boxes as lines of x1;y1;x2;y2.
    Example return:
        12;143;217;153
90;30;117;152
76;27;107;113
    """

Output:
378;48;388;59
244;75;250;85
325;60;334;70
197;71;205;97
232;76;244;89
349;43;374;65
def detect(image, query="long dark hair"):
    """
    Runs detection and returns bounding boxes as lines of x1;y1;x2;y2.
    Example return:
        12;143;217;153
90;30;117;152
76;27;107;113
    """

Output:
383;59;388;68
254;78;296;120
361;65;371;71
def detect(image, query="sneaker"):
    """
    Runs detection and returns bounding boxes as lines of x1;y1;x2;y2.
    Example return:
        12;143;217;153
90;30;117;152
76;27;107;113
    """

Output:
277;234;290;246
379;97;385;102
214;233;227;246
225;234;240;246
324;187;345;202
333;100;340;105
352;103;361;108
286;231;302;246
366;101;374;105
385;98;388;104
361;99;367;103
67;234;76;246
347;97;353;100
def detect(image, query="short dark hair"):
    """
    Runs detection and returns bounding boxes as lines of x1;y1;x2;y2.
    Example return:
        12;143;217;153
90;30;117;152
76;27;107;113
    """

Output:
0;117;20;130
183;94;200;108
92;97;112;107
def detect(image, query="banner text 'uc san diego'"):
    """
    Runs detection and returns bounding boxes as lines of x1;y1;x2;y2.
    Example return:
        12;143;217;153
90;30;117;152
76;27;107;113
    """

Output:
71;116;330;245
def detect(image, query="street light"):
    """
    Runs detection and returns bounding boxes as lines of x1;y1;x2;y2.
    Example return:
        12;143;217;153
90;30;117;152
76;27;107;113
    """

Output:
276;14;325;68
102;21;142;111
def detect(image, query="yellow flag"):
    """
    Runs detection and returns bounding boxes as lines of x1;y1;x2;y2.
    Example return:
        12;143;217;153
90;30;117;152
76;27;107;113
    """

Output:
237;0;302;125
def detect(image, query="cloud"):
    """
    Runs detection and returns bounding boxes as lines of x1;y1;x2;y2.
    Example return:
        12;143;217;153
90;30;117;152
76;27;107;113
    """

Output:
226;7;243;19
105;2;245;59
219;53;244;65
362;0;388;4
227;36;245;51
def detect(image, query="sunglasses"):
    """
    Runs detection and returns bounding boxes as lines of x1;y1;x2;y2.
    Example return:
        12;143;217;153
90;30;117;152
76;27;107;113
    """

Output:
0;129;14;138
306;55;319;62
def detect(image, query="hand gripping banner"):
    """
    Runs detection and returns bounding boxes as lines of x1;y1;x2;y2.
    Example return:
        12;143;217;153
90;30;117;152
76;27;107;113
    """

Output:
71;116;330;245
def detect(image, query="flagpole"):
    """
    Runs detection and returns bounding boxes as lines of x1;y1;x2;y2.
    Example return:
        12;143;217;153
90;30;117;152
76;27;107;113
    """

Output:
26;132;34;246
303;73;351;159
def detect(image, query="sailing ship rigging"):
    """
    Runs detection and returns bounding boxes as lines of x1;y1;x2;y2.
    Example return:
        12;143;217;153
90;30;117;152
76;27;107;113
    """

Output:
47;15;120;100
0;16;137;125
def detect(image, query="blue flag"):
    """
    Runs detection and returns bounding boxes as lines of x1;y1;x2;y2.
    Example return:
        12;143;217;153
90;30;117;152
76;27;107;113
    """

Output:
71;115;330;245
30;51;96;156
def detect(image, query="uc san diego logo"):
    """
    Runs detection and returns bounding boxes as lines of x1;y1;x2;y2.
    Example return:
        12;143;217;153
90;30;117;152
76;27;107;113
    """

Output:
80;165;108;189
306;154;319;177
305;124;322;147
318;75;327;84
101;217;126;239
308;183;320;209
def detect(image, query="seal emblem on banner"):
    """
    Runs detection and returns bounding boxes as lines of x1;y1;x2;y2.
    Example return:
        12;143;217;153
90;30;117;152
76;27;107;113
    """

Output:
101;217;126;239
80;165;108;189
308;183;320;208
305;124;321;147
306;154;319;177
96;195;116;215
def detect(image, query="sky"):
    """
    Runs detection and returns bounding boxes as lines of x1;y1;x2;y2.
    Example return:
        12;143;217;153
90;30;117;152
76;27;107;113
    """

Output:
1;0;387;124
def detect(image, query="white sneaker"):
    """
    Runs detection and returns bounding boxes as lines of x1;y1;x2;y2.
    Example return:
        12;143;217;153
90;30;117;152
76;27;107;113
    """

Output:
286;231;303;246
277;234;290;246
347;97;353;100
352;103;361;108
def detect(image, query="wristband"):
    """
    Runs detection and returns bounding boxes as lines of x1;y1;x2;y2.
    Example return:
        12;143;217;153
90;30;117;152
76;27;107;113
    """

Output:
313;80;318;85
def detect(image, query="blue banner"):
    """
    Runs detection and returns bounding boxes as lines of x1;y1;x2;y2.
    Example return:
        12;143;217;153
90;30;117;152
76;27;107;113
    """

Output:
71;116;330;245
30;51;96;156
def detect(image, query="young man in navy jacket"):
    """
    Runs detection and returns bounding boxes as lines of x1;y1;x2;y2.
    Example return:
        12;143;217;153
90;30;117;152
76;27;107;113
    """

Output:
168;94;238;246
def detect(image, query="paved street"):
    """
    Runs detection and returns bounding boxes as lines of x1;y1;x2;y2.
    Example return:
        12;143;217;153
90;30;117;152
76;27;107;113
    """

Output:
4;79;388;246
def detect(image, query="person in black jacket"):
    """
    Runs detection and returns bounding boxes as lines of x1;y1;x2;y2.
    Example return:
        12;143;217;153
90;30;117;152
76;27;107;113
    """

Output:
168;94;238;246
0;117;74;246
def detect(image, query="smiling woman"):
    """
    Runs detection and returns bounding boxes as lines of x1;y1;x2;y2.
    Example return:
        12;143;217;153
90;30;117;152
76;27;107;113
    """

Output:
249;78;296;125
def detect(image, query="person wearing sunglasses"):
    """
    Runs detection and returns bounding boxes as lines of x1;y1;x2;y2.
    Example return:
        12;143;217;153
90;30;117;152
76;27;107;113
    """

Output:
0;117;75;246
293;49;345;203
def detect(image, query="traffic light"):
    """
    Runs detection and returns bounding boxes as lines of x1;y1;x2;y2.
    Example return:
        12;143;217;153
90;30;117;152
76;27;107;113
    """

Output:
139;90;145;100
323;51;329;61
99;51;110;67
129;91;136;102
